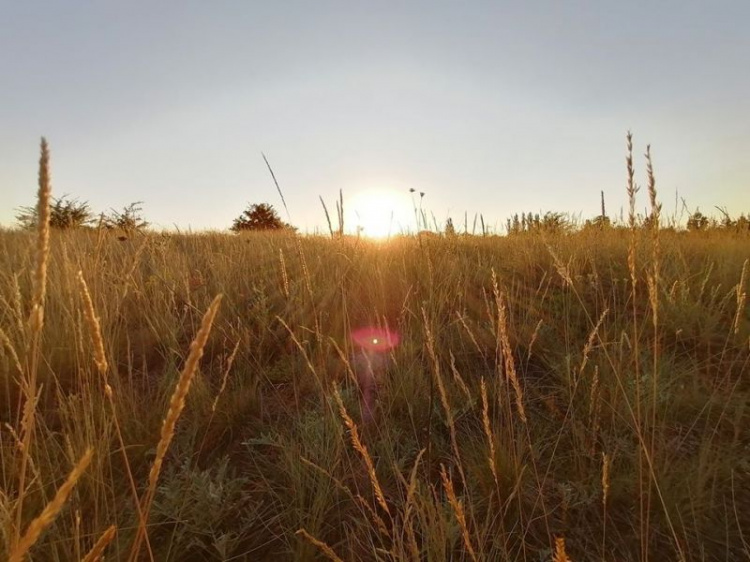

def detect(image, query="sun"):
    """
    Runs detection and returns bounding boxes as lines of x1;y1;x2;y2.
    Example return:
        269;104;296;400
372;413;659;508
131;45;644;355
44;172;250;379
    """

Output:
348;188;413;239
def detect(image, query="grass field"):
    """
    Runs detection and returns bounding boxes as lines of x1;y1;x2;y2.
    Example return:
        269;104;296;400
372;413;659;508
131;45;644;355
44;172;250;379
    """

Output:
1;144;749;561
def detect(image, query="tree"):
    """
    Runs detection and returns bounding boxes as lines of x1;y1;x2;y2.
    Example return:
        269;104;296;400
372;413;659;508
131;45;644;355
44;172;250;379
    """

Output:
507;211;571;235
231;203;294;232
444;217;456;237
16;195;94;230
584;214;612;231
104;202;149;232
687;210;710;232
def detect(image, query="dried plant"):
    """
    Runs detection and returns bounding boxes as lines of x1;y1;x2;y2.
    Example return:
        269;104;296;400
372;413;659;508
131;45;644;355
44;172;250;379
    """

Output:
81;525;117;562
296;528;344;562
130;294;223;561
333;387;391;518
9;449;93;562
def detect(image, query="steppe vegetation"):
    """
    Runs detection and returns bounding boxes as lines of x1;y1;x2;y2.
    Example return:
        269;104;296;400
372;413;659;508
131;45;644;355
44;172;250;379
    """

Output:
0;137;748;561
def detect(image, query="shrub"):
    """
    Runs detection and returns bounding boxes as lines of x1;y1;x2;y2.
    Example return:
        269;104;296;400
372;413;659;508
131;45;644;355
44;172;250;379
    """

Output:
16;195;93;230
687;210;711;231
231;203;295;232
506;211;572;235
104;201;149;232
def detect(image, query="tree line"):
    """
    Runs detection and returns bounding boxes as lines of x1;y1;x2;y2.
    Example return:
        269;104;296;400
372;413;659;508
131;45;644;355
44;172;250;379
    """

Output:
14;197;293;233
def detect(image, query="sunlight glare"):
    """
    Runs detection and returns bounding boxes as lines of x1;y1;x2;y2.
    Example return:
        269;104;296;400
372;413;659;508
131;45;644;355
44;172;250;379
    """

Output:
348;188;413;239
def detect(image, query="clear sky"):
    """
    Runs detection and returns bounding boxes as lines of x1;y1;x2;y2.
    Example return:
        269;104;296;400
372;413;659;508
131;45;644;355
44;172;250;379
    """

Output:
1;1;748;233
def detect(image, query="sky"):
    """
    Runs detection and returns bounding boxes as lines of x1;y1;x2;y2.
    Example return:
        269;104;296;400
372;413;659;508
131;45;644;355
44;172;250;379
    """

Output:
1;1;748;234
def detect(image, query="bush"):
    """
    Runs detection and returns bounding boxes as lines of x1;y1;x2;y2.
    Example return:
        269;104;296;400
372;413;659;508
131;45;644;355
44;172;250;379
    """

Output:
231;203;295;232
687;211;711;232
103;202;149;232
506;211;573;235
16;195;93;230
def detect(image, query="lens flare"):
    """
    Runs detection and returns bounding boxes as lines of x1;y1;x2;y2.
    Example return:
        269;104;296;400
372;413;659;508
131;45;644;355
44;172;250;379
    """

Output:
351;326;400;352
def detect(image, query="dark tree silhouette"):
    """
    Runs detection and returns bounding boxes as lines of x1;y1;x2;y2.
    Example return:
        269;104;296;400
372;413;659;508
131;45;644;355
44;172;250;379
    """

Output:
687;210;710;232
16;195;93;230
104;202;149;232
231;203;294;232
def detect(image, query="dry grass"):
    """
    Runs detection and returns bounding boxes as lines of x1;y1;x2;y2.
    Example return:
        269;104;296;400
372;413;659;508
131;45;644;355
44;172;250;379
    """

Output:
80;524;116;562
129;293;223;561
0;136;748;561
9;448;93;562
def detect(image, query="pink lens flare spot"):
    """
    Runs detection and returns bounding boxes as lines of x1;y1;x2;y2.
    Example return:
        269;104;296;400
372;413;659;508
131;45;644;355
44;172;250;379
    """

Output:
351;326;400;352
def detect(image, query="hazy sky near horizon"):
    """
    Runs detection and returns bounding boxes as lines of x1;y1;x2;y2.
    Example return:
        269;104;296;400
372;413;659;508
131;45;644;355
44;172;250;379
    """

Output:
1;1;748;233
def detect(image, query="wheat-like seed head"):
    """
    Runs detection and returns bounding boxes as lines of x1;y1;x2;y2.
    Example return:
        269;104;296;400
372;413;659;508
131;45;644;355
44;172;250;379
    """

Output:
279;248;290;298
448;350;472;400
492;271;527;423
81;524;116;562
602;452;611;509
552;536;572;562
146;294;222;498
440;464;478;562
295;528;344;562
626;132;638;290
422;308;452;427
646;144;662;333
402;447;426;556
528;318;544;360
0;327;23;376
11;274;24;334
588;366;602;455
130;294;222;562
480;377;499;489
9;448;93;562
77;271;109;376
626;132;637;226
423;308;468;489
210;337;241;413
31;138;51;317
333;386;391;517
579;308;608;381
456;311;483;356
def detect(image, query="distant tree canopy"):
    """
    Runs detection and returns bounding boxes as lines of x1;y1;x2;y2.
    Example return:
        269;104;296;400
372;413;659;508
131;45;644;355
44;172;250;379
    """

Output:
231;203;295;232
15;196;150;233
506;211;573;235
687;210;710;232
103;202;149;232
16;195;94;230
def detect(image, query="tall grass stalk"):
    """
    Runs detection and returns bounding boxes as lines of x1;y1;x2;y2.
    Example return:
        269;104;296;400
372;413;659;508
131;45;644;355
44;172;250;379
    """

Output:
13;138;52;551
9;448;93;562
128;294;223;562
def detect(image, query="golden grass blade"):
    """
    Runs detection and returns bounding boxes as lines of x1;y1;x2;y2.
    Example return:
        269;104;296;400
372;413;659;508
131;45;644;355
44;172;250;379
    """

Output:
9;448;93;562
552;536;572;562
80;524;116;562
0;327;23;376
296;528;344;562
76;271;108;376
448;351;472;400
492;270;527;424
14;137;53;551
77;270;151;558
31;137;52;318
403;448;426;562
129;294;222;562
440;464;478;562
333;386;391;518
210;337;241;413
481;378;499;491
578;308;608;383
